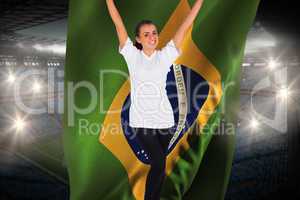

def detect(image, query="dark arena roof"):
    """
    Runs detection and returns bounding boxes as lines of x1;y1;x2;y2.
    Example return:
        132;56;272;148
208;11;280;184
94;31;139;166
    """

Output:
1;0;67;46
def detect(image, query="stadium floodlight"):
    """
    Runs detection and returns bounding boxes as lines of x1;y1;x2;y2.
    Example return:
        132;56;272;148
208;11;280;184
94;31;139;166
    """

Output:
250;118;259;130
277;87;290;99
33;81;42;93
242;63;251;67
268;59;279;70
51;44;66;55
7;73;16;84
13;116;26;132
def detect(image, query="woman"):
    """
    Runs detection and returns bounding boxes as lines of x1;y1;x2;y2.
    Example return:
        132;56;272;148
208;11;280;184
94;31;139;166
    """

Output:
106;0;204;199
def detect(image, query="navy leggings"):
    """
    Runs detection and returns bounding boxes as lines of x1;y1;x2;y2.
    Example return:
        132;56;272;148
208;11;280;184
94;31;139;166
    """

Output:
132;127;174;200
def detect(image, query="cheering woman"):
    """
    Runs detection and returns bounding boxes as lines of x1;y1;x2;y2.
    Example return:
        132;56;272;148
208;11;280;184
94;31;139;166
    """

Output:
105;0;204;199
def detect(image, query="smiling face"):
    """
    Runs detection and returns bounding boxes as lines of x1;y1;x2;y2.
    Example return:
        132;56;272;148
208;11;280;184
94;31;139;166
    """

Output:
135;24;159;51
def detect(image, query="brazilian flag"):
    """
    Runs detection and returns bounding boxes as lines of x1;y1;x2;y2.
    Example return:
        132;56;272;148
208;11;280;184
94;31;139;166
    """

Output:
64;0;260;199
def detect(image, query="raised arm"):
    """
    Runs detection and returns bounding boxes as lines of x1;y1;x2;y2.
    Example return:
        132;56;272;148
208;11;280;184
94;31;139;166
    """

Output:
173;0;204;49
106;0;128;49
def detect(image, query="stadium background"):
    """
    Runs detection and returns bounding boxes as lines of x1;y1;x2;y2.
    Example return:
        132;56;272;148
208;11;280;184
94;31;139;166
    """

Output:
0;0;299;199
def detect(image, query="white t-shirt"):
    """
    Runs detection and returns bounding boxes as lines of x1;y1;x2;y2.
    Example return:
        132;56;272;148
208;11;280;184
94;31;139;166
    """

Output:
119;37;181;129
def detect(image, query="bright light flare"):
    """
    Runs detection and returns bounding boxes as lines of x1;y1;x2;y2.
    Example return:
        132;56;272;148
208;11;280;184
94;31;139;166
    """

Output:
268;59;279;70
51;44;66;54
7;73;16;83
13;117;27;132
250;118;259;130
32;81;42;93
33;44;66;55
277;87;290;99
